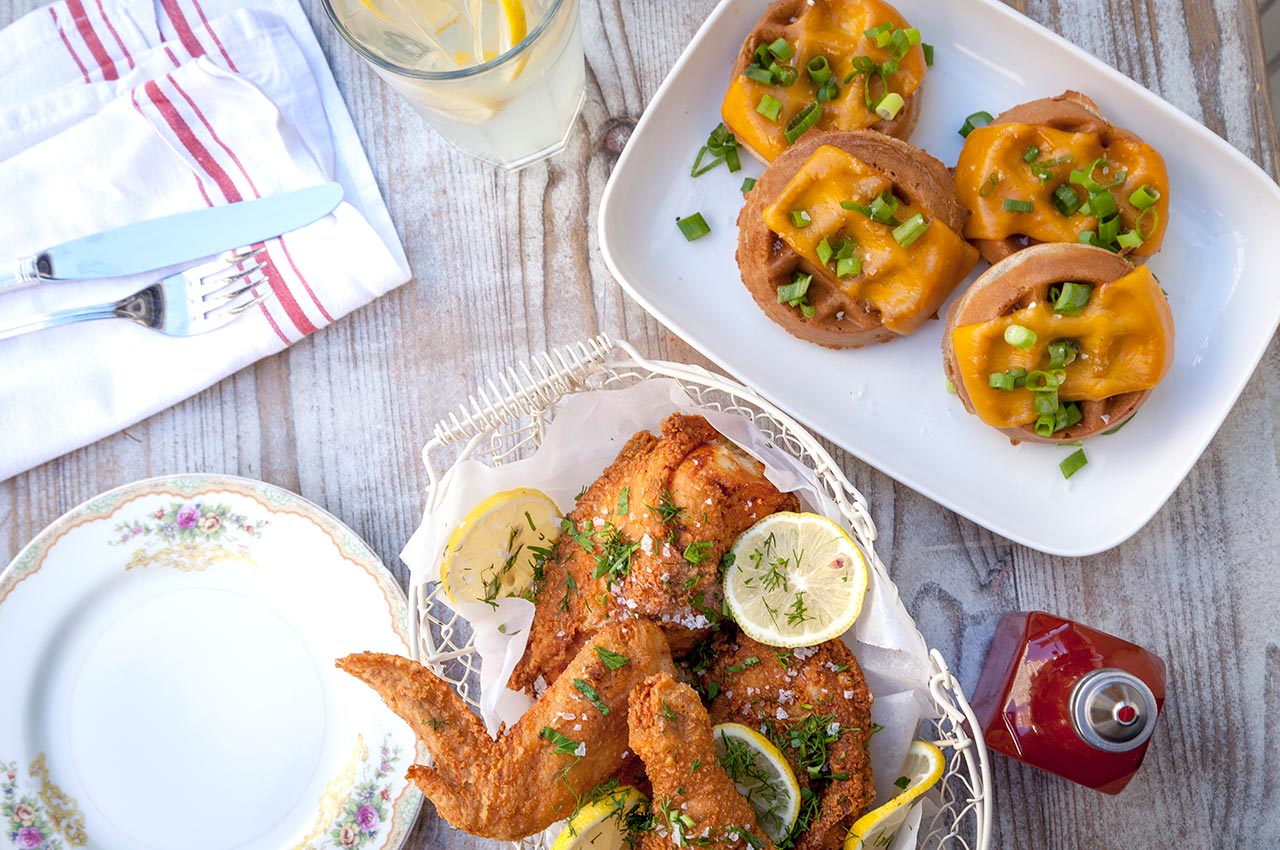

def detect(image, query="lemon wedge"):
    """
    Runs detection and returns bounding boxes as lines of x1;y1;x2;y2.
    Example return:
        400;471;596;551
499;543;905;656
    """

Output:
552;785;648;850
498;0;527;51
723;512;869;647
712;723;801;844
439;487;560;606
843;741;946;850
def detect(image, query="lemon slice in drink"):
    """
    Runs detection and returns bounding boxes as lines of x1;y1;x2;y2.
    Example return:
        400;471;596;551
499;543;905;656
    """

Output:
712;723;801;844
843;741;946;850
551;785;648;850
499;0;527;50
724;512;869;647
440;487;560;606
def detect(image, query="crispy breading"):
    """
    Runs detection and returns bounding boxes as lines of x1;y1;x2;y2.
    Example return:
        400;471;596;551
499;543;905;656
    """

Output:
701;633;875;850
336;619;675;841
628;673;775;850
511;413;800;692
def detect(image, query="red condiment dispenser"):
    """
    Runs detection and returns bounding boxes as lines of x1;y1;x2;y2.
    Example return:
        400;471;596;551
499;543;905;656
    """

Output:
970;610;1167;794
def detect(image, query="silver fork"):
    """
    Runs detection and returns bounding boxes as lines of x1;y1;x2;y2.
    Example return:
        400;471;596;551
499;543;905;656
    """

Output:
0;249;273;342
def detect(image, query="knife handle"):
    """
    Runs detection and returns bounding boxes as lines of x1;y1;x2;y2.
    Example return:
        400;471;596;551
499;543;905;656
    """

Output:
0;255;44;295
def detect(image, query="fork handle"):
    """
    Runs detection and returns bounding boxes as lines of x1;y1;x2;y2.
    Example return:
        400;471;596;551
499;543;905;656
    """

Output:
0;302;121;341
0;255;45;295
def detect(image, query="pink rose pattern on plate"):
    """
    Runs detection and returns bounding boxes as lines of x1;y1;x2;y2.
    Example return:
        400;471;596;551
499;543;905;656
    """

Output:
3;761;66;850
328;734;401;849
110;501;267;548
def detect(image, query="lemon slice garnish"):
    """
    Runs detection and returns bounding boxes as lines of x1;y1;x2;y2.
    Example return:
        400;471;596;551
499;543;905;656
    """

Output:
712;722;801;843
843;741;946;850
551;786;648;850
498;0;527;51
439;487;560;606
723;512;869;647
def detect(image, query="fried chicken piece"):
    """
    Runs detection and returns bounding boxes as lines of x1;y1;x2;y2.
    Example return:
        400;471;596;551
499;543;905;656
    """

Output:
702;633;875;850
512;413;800;692
337;619;675;841
628;673;775;850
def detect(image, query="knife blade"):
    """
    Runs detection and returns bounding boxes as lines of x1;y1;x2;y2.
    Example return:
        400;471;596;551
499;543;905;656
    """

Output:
0;182;344;293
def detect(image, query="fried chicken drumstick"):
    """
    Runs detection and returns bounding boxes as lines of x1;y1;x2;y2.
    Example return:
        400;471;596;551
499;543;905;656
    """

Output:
337;619;675;840
628;673;776;850
512;413;800;692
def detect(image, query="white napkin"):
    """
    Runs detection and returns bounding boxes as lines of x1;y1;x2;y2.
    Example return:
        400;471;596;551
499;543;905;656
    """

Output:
0;0;410;481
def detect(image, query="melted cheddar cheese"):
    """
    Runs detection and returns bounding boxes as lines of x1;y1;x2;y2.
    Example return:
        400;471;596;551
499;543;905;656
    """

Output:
955;123;1169;252
723;0;926;161
951;266;1173;428
762;145;978;334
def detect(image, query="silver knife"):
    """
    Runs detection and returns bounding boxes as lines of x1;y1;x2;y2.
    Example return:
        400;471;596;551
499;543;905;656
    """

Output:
0;182;344;294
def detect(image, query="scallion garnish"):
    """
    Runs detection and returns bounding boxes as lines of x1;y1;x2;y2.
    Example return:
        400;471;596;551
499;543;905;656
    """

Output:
841;200;873;216
1003;198;1034;214
836;256;862;278
1052;184;1082;216
1004;324;1037;349
1130;184;1160;209
979;173;1001;198
1051;282;1092;316
756;95;783;122
1088;190;1118;221
783;102;822;144
1047;339;1080;369
959;111;994;138
1034;415;1056;438
778;272;815;316
1116;230;1144;250
807;55;831;85
791;209;812;228
768;38;794;61
690;123;740;177
816;237;834;266
744;65;775;85
865;22;893;47
1023;146;1041;163
892;213;929;247
741;177;757;193
676;213;710;241
1060;448;1088;479
922;43;934;65
815;81;841;102
868;192;900;224
875;92;905;120
989;372;1017;391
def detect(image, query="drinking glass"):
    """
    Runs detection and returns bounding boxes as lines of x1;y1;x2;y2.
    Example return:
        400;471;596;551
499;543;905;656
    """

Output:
322;0;585;171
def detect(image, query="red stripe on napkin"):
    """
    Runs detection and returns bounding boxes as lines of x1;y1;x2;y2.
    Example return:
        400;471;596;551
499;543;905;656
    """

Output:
95;0;135;70
49;7;91;83
134;83;294;345
66;0;117;80
188;0;236;71
159;0;203;59
169;73;334;325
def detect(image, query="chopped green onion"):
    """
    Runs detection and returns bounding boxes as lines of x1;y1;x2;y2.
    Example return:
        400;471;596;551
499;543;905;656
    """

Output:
690;123;741;177
784;102;823;144
815;81;840;102
979;173;1001;198
836;256;862;278
1088;190;1118;221
1071;157;1127;192
1116;230;1144;250
1130;184;1161;209
865;22;893;46
1004;324;1037;349
922;43;934;65
1136;208;1160;239
676;213;710;241
743;65;775;84
989;371;1017;391
1003;198;1034;214
773;64;798;86
959;111;994;138
892;213;929;247
945;378;956;394
767;38;794;61
816;237;834;266
868;192;900;224
1052;282;1092;316
800;303;816;318
841;200;872;215
833;237;856;258
1060;448;1088;479
777;272;812;305
875;92;905;120
807;55;831;85
1098;214;1120;246
1052;184;1082;216
1047;339;1080;369
757;95;782;122
741;177;757;193
1063;402;1083;428
1023;146;1041;163
1034;415;1056;437
1024;370;1057;391
904;27;922;46
1033;389;1059;416
791;209;812;228
1030;154;1075;181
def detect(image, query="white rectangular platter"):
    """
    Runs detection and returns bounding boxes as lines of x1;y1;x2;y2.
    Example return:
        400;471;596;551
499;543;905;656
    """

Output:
599;0;1280;556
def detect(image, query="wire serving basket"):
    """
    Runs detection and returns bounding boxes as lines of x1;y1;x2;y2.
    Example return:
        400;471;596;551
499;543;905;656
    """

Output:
407;335;992;850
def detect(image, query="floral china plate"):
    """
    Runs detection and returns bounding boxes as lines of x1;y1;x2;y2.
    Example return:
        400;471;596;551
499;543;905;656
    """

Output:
0;474;421;850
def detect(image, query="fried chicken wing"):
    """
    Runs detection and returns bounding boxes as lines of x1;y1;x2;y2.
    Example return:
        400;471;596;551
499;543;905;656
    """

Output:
701;634;875;850
512;413;800;692
337;619;675;840
629;673;775;850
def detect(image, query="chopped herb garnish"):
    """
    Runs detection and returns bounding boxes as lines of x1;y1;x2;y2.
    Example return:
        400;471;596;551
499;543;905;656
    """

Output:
727;656;761;674
540;726;581;755
616;486;629;515
676;212;711;241
690;122;741;177
894;775;911;790
574;678;610;716
683;540;713;565
595;645;630;669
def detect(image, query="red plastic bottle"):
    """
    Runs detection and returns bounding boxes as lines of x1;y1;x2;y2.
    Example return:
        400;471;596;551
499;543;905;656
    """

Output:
970;611;1166;794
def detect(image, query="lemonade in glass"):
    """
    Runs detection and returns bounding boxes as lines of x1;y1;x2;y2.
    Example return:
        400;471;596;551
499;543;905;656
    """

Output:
322;0;585;170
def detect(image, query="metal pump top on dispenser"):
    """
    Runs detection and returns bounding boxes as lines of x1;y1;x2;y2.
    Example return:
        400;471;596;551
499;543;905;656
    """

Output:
1069;668;1158;753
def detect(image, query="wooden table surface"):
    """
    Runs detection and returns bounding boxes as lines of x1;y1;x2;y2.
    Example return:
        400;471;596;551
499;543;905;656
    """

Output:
2;0;1278;848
